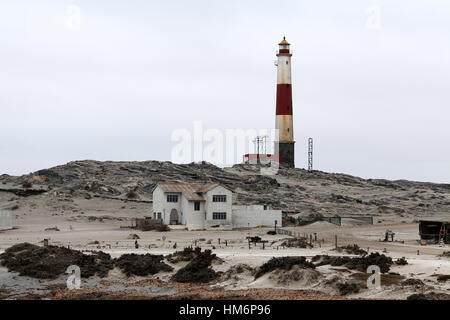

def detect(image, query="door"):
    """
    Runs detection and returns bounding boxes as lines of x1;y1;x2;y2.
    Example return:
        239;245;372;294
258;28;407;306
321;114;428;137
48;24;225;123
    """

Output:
170;209;179;225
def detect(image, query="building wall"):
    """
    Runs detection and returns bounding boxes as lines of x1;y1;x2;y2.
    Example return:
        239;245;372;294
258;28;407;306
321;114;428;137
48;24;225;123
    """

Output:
232;205;282;228
0;211;13;231
204;186;233;228
152;186;182;225
183;198;206;230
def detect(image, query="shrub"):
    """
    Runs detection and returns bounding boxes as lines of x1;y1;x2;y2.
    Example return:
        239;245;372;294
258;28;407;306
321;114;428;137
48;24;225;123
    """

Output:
171;249;218;283
126;190;139;200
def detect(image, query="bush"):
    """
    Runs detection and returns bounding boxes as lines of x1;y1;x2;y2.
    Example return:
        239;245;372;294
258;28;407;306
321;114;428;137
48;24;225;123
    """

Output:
337;282;360;295
171;249;218;283
22;182;32;189
336;244;367;255
115;254;173;276
437;274;450;282
395;257;408;265
136;219;170;232
0;243;114;279
126;190;139;200
313;252;393;273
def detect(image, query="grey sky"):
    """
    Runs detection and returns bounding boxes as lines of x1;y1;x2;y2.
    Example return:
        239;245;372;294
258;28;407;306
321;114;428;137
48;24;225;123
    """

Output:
1;0;449;183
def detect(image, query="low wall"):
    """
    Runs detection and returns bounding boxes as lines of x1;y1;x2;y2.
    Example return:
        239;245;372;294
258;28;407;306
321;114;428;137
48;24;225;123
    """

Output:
0;211;13;231
232;207;282;228
298;216;342;226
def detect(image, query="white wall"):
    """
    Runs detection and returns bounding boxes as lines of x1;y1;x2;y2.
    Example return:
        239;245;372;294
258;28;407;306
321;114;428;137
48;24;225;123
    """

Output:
204;186;233;228
232;206;282;228
0;211;13;231
152;186;182;225
184;199;206;230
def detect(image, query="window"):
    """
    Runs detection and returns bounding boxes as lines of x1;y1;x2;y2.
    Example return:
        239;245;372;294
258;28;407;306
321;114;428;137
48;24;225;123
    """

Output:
194;201;200;211
167;194;178;202
213;212;227;220
212;195;227;202
157;212;162;220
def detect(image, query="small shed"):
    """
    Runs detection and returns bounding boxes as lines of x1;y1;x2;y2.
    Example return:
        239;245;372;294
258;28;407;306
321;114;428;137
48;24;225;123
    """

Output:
419;220;449;244
0;211;13;231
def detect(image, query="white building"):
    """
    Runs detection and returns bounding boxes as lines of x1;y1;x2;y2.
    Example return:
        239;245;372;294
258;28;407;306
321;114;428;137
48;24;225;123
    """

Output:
0;211;13;231
152;182;282;230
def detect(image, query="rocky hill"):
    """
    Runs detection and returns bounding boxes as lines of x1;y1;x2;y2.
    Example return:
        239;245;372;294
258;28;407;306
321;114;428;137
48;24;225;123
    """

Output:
1;160;449;218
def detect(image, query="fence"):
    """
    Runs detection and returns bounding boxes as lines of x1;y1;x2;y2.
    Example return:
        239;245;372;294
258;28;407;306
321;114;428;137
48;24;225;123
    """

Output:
276;228;293;236
297;216;374;226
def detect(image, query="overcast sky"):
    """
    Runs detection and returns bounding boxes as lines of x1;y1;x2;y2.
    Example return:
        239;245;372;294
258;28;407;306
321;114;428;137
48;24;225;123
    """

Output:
1;0;449;183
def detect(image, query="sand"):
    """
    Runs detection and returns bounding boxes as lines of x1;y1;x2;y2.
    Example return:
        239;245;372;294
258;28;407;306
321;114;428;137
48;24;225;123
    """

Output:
0;196;449;300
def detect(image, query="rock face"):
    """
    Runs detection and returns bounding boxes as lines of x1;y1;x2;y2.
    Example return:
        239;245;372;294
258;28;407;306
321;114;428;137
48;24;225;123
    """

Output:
0;160;449;217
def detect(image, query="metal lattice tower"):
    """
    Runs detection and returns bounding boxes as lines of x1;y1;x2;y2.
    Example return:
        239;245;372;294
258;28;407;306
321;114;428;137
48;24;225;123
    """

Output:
308;138;313;171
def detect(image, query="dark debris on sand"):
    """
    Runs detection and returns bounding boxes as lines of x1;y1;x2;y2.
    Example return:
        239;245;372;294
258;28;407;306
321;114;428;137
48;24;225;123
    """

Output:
407;292;450;300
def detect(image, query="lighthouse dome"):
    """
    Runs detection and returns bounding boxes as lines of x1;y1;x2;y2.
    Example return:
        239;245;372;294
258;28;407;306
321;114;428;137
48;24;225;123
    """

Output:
279;37;290;45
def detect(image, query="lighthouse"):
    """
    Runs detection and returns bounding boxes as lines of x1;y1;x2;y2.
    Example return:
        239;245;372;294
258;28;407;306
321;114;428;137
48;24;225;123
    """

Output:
275;37;295;168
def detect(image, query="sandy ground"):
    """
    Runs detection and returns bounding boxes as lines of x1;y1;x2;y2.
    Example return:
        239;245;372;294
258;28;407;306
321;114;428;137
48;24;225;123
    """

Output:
0;194;449;300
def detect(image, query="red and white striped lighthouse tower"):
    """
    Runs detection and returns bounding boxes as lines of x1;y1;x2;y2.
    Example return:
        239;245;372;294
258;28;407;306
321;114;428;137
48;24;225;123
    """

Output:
275;37;295;168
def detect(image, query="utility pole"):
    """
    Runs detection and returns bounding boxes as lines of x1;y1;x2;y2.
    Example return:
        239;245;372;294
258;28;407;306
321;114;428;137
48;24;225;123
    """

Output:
253;136;268;155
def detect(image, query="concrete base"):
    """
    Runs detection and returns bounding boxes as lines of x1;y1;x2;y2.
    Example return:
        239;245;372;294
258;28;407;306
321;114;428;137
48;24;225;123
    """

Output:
0;211;13;231
277;142;295;168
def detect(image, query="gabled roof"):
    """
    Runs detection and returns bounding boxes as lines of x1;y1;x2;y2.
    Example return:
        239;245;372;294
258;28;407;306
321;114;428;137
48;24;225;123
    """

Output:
156;183;206;201
154;182;232;201
196;183;234;193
